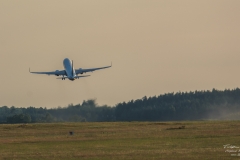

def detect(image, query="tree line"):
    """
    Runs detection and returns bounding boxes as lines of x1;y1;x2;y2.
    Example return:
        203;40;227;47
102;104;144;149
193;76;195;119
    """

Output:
1;88;240;123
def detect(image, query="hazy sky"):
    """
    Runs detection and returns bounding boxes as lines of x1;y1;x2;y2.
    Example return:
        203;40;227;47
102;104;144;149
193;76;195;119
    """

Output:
0;0;240;108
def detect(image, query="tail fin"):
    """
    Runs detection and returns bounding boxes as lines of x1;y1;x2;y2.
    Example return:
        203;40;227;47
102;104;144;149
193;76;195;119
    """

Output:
72;60;74;76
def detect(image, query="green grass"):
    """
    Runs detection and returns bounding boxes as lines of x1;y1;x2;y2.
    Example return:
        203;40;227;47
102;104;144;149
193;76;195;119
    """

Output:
0;121;240;159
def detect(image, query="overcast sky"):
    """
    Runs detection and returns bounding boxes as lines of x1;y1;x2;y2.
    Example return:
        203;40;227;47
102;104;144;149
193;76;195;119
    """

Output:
0;0;240;108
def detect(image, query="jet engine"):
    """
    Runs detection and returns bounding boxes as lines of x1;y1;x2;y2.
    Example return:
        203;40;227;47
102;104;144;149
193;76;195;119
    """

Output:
78;68;83;74
55;70;60;76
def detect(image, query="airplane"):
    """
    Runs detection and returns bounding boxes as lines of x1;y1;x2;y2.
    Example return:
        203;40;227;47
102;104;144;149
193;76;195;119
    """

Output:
29;58;112;81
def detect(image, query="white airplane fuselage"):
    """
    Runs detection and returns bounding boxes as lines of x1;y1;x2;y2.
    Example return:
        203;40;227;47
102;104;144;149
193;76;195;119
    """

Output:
63;58;76;81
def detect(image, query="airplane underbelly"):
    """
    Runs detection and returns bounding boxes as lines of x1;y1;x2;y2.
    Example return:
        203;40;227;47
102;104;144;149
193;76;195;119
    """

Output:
63;58;76;80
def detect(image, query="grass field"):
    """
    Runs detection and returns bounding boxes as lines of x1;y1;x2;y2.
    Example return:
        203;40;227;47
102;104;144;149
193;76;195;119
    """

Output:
0;121;240;160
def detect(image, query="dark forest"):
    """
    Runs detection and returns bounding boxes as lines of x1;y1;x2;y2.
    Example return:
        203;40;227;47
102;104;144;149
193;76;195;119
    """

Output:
1;88;240;123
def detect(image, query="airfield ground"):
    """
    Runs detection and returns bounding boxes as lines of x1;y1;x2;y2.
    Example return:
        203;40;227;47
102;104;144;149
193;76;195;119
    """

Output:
0;121;240;160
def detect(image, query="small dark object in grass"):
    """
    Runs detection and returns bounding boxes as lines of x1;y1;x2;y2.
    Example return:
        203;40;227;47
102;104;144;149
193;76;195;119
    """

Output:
17;124;27;128
167;126;186;130
179;126;185;129
69;131;74;135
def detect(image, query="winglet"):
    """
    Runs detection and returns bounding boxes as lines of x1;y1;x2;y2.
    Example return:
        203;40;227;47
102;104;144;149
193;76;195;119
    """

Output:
29;68;31;73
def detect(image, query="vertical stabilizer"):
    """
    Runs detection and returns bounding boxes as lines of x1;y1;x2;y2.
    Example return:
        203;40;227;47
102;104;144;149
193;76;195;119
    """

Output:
72;60;74;76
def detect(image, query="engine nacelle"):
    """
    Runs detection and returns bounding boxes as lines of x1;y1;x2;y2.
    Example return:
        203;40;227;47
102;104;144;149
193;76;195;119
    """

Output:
78;68;83;74
55;70;60;76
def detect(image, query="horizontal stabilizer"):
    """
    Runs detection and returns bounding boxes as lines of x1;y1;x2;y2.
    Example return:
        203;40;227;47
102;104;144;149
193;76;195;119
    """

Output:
75;75;90;78
56;75;90;79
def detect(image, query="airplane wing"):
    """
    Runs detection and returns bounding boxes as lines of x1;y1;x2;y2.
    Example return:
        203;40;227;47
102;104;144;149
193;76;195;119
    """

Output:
75;63;112;74
29;68;66;76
